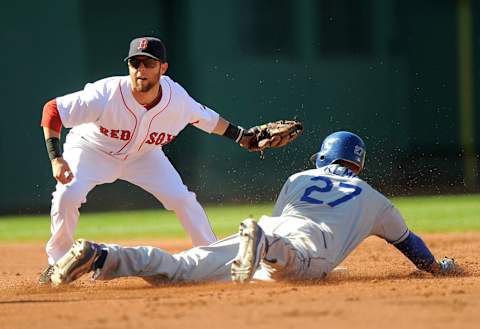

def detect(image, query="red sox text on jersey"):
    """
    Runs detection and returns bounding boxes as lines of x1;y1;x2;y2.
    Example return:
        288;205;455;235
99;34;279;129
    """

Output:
99;126;176;146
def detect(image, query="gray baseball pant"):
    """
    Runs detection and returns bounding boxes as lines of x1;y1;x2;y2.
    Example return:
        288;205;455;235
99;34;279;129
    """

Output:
94;216;334;283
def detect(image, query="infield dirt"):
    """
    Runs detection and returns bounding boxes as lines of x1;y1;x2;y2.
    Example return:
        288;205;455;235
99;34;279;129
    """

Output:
1;233;479;329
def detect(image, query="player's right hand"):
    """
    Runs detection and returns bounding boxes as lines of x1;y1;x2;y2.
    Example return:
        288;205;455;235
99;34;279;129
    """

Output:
51;157;74;184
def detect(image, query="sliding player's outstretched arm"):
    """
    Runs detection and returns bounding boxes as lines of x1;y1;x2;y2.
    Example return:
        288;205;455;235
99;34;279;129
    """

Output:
374;204;459;275
392;230;457;275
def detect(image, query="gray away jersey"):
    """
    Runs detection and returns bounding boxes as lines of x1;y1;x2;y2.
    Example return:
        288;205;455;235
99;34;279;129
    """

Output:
272;164;408;266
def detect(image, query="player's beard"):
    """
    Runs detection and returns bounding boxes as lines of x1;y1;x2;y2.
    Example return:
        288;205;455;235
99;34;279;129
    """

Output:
133;70;161;93
134;79;154;92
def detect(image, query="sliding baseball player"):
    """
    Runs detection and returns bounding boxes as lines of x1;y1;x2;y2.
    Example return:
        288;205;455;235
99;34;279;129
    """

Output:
49;131;458;286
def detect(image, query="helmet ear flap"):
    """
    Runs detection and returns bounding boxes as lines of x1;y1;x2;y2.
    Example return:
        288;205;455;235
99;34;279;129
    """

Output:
309;153;329;167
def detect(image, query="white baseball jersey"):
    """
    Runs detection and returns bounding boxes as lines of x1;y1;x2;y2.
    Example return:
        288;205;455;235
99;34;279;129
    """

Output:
56;75;220;159
45;75;220;264
272;164;408;266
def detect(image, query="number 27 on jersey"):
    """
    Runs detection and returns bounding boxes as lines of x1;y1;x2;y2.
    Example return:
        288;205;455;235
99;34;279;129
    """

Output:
300;176;362;207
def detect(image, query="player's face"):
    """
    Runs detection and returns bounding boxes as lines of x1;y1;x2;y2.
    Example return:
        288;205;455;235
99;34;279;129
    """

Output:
128;56;168;92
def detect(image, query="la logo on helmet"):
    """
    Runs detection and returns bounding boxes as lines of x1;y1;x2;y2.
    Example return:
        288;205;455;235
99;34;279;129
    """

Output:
354;145;364;157
138;39;148;50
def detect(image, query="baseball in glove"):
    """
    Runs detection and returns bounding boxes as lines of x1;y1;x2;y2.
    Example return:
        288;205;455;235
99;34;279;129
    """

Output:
239;120;303;153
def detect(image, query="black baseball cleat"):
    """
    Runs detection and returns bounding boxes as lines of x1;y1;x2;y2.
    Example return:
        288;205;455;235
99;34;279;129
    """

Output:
231;218;267;284
50;239;102;286
38;264;54;285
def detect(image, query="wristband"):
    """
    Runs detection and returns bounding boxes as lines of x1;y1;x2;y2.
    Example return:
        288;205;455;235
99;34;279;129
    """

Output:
46;137;62;161
223;123;244;143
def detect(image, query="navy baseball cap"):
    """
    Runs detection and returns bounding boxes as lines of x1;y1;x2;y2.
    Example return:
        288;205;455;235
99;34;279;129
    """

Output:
124;37;167;62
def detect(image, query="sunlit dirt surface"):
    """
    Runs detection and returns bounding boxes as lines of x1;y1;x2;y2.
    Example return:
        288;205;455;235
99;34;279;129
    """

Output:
1;234;479;329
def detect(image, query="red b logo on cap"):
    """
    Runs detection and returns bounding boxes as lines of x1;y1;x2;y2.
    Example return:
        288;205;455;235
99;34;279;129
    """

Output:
138;39;148;50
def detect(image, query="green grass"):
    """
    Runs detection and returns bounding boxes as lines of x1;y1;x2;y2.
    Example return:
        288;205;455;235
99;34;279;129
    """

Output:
0;204;273;241
392;194;480;232
0;195;478;241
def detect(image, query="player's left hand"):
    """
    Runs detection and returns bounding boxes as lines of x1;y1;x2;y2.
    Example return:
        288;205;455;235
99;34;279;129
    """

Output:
239;120;304;152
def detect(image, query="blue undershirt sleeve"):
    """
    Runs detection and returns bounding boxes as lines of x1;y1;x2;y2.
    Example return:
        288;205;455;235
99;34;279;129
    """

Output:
392;231;436;273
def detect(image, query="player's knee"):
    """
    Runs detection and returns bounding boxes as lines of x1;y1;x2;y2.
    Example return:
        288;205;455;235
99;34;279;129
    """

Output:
163;191;197;210
53;187;87;209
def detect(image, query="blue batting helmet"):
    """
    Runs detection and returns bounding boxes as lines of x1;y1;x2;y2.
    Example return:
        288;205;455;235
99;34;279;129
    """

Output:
311;131;366;171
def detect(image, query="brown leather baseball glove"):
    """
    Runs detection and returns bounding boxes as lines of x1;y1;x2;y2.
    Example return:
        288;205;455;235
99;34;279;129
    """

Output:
239;120;304;152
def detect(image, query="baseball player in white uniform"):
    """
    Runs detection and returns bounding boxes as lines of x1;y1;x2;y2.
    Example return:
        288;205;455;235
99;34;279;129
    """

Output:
39;36;292;284
49;131;458;286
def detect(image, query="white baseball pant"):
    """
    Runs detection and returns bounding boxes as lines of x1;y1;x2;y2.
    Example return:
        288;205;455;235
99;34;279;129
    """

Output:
46;143;217;265
93;216;335;283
